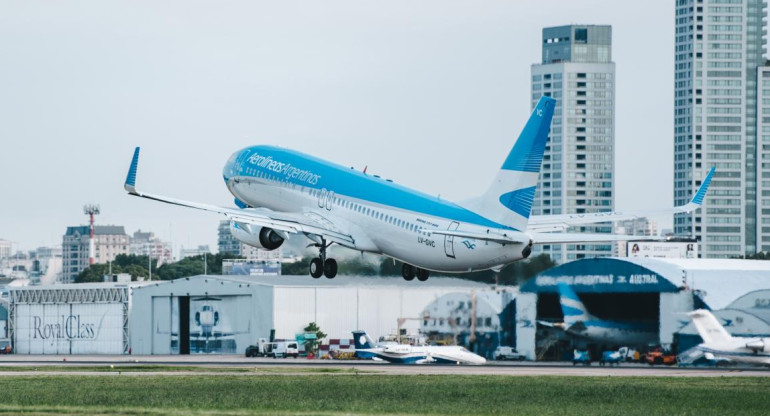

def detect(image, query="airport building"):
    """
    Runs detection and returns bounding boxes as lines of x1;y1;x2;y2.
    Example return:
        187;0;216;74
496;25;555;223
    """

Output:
673;0;768;257
530;24;616;263
7;283;135;354
62;225;130;284
129;275;491;355
516;257;770;360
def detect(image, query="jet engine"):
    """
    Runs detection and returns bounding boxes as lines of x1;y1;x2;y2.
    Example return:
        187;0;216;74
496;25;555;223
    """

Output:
229;221;284;250
745;338;770;353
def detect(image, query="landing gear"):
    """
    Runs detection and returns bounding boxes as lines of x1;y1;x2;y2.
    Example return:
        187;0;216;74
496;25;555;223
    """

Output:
323;258;337;279
402;264;430;281
402;264;415;281
310;258;323;278
308;237;337;279
416;268;430;281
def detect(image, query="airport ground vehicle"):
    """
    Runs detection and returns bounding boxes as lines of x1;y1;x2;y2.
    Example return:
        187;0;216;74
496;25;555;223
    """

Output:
617;346;641;362
645;349;677;366
572;349;591;366
0;340;11;354
265;341;300;358
599;350;621;366
244;338;270;357
493;346;526;361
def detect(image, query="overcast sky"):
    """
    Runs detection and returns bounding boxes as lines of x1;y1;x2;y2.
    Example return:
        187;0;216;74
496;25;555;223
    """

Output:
0;0;674;253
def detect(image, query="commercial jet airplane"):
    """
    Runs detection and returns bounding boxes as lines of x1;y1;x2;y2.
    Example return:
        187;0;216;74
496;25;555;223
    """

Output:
352;330;486;365
688;309;770;366
540;283;658;346
124;96;714;280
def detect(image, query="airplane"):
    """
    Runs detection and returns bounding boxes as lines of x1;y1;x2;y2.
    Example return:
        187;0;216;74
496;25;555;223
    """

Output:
688;309;770;366
123;96;714;280
539;283;658;346
351;330;486;365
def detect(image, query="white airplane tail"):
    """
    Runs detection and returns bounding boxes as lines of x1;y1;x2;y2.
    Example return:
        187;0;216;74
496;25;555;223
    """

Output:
689;309;733;344
466;96;555;231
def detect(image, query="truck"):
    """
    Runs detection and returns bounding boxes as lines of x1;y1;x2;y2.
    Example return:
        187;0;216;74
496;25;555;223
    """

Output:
492;346;526;361
245;338;270;357
572;349;591;366
599;350;622;366
265;341;300;358
245;339;300;358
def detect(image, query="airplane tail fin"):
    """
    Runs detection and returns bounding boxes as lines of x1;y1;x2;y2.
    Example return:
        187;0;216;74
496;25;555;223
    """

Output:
465;96;555;231
352;330;375;350
557;283;593;328
689;309;733;344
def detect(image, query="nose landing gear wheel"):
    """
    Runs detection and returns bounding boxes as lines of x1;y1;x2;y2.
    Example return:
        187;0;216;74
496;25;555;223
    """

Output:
401;264;415;281
310;258;323;278
324;258;338;278
416;268;430;281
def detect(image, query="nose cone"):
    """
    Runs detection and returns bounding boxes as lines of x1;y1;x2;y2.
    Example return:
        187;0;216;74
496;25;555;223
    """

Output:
472;355;487;365
223;148;246;183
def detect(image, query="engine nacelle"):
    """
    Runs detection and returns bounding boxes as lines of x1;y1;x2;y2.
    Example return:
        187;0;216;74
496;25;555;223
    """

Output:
746;338;770;353
229;221;284;251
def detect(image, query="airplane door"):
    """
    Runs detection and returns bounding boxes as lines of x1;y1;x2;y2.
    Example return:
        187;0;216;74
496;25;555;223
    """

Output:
444;221;460;258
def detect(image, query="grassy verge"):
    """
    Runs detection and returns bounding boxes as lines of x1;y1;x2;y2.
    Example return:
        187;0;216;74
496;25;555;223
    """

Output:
0;375;767;415
0;365;373;374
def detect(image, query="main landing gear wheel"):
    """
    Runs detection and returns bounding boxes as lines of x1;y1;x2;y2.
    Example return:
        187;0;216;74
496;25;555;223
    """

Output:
402;264;415;281
323;258;338;279
416;268;430;281
310;258;323;278
308;236;337;279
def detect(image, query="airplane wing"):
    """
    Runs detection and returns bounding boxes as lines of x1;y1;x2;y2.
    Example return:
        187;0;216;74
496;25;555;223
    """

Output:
529;232;662;244
527;168;715;232
124;147;355;246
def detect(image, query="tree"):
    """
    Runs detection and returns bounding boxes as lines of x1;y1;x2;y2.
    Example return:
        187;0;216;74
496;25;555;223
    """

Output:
302;322;326;355
282;257;312;275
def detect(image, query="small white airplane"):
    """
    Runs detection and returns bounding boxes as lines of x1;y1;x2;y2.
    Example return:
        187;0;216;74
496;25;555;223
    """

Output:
124;96;714;280
352;330;486;365
688;309;770;366
539;283;658;346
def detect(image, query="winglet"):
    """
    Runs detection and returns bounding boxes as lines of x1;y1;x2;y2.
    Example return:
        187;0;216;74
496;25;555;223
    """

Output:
690;167;715;206
125;147;140;194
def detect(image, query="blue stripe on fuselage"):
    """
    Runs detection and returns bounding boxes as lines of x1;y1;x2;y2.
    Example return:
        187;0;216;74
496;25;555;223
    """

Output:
225;145;516;230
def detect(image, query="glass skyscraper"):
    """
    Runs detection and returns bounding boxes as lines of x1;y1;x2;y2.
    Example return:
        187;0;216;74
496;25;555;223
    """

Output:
673;0;767;257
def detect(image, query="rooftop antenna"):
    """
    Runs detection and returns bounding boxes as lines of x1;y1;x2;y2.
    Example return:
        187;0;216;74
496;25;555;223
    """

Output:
83;204;100;266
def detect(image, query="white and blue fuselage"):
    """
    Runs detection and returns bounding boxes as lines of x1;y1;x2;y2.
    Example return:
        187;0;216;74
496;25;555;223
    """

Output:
222;145;527;273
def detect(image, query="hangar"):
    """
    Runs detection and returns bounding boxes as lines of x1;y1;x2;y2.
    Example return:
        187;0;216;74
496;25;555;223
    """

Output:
129;274;491;355
8;283;134;354
516;258;770;360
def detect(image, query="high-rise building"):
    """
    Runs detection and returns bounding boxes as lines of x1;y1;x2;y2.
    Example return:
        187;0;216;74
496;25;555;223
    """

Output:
62;225;129;283
757;64;770;252
673;0;767;258
129;230;173;266
530;25;616;263
0;239;11;263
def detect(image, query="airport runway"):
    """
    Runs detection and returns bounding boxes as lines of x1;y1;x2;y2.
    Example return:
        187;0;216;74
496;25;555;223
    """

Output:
1;355;769;377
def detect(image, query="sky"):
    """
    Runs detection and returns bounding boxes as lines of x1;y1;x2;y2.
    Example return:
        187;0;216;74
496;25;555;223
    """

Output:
0;0;674;254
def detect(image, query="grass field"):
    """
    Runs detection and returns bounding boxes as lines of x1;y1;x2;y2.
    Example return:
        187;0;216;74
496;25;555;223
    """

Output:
0;374;767;415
